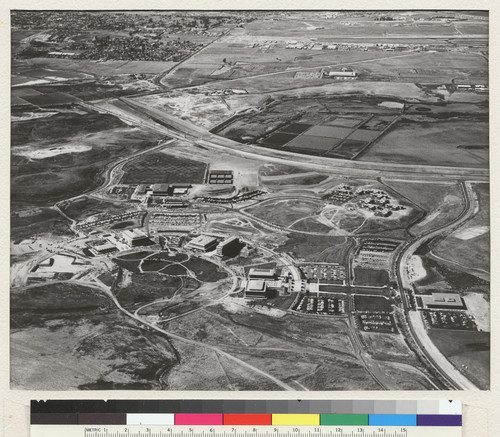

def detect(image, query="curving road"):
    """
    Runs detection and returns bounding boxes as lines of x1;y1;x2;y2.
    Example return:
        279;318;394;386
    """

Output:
53;278;297;391
83;98;489;182
395;180;479;390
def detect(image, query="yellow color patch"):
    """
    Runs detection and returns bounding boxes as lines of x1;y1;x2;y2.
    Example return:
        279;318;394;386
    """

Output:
272;414;320;426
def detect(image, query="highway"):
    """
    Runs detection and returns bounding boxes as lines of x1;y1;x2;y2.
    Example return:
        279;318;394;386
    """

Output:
394;180;479;390
79;88;486;391
84;98;489;183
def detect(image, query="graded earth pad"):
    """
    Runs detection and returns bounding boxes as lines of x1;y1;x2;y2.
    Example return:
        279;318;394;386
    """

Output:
10;10;490;392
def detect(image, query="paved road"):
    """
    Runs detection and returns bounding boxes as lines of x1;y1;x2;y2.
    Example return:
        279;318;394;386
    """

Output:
47;278;297;391
173;49;485;91
76;82;487;391
84;98;489;182
395;181;479;390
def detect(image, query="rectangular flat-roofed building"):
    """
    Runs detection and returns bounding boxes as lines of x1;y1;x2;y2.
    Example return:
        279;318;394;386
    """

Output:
151;184;173;196
245;279;267;298
248;268;276;279
208;170;234;185
324;70;358;81
187;235;218;252
122;228;150;247
90;242;117;256
136;184;148;195
420;292;466;310
216;236;241;256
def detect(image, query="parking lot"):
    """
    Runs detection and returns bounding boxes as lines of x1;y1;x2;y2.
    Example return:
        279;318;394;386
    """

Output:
292;294;346;315
299;263;346;284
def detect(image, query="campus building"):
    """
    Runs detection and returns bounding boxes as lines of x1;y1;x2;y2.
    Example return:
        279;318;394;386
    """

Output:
248;268;276;280
122;228;151;247
90;242;117;256
187;235;218;252
216;236;242;256
420;293;467;310
245;279;267;298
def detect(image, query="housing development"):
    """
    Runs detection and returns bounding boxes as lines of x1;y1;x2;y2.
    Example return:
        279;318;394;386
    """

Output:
11;10;489;391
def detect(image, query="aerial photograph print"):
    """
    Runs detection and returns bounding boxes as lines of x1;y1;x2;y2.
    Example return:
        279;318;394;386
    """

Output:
10;9;490;391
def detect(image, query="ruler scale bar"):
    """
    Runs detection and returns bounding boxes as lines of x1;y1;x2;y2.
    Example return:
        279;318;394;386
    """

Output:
30;400;462;437
30;425;462;437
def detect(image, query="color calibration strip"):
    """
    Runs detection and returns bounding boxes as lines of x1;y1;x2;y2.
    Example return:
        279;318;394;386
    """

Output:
30;413;463;426
31;399;462;415
31;401;462;427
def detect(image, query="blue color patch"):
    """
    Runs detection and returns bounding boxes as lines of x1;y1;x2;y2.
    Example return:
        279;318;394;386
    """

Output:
369;414;417;426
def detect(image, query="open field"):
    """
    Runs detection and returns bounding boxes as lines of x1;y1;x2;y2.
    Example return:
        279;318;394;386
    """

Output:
10;10;490;392
353;51;487;83
360;331;418;363
353;268;390;287
11;283;178;390
432;183;489;277
354;295;392;312
259;173;329;187
183;258;228;282
11;111;124;147
290;217;334;234
164;19;486;88
11;207;72;242
276;234;353;264
242;13;486;37
414;254;489;294
428;329;490;390
14;79;158;102
382;180;466;235
218;95;399;154
161;304;382;390
245;198;323;228
164;340;281;391
17;92;81;106
15;57;178;76
12;111;162;206
163;44;412;88
216;91;488;165
131;92;256;130
114;272;184;308
360;119;488;167
59;196;133;222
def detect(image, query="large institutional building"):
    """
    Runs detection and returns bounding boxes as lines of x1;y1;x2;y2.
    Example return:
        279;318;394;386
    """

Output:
216;236;241;256
122;228;150;247
248;268;276;279
187;235;218;252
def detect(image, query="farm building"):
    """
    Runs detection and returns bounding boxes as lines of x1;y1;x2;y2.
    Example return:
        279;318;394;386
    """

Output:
324;70;358;80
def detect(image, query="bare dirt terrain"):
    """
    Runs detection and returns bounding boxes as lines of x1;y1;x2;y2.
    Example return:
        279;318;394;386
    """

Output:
10;10;489;391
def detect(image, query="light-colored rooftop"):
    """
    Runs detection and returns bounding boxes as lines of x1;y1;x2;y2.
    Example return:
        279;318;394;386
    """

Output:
421;293;464;308
248;268;276;277
189;235;218;246
123;228;147;239
246;280;266;291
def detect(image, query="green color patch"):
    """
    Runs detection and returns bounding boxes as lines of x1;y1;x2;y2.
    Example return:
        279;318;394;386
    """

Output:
320;414;369;426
